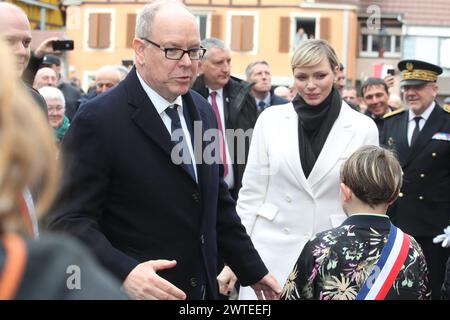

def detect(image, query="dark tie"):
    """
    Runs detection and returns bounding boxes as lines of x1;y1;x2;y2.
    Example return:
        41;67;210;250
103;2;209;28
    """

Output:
165;105;196;181
209;91;228;177
258;101;266;111
410;116;422;147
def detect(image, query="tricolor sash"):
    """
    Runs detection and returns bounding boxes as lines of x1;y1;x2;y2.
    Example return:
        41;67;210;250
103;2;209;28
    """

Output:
356;223;410;300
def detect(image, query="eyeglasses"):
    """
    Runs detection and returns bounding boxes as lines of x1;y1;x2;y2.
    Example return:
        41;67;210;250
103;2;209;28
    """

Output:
140;38;206;60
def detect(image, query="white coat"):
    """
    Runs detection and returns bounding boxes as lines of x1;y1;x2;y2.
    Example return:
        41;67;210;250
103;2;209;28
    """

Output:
237;102;379;299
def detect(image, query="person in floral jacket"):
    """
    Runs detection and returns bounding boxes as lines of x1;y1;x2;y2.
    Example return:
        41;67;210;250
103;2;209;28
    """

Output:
281;145;431;300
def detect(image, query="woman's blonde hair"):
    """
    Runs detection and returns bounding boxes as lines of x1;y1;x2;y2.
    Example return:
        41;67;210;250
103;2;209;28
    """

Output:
291;39;340;72
340;145;403;208
0;39;60;234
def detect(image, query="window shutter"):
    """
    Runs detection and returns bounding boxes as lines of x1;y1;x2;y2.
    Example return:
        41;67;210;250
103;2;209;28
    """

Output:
97;14;111;48
210;14;222;40
88;14;99;48
241;16;254;51
320;17;331;42
230;16;242;51
279;17;290;53
126;14;136;48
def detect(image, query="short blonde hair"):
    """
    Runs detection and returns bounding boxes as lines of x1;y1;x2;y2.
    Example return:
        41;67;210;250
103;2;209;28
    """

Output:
340;145;403;208
0;39;60;234
291;39;340;72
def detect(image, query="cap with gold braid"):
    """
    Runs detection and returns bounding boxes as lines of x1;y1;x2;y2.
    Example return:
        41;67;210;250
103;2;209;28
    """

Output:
398;59;443;87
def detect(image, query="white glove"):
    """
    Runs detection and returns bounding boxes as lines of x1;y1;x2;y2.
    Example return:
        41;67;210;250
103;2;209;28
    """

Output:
433;226;450;248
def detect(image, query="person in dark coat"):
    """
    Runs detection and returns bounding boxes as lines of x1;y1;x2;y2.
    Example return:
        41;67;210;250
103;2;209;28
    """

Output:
244;60;288;113
191;38;258;199
48;0;280;300
381;59;450;299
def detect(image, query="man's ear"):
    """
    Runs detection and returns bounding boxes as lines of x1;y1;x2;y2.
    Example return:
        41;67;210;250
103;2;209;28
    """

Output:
340;182;352;202
133;38;145;66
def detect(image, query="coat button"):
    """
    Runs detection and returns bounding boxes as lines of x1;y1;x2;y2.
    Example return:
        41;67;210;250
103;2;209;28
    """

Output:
419;196;424;200
420;173;425;178
285;195;292;203
189;277;198;287
200;234;205;244
398;192;404;198
283;227;290;234
432;152;437;157
192;192;200;203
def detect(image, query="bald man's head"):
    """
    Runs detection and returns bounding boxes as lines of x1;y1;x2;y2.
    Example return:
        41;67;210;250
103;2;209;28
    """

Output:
95;65;121;94
0;3;32;75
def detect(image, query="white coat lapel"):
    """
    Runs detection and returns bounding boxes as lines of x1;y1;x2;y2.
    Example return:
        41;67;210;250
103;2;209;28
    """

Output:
282;106;314;198
307;104;354;188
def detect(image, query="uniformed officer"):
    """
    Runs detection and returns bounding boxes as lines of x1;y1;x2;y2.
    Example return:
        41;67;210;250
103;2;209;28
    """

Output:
381;59;450;299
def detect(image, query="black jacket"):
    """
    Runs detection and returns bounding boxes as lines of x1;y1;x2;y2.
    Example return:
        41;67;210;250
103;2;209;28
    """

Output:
48;68;268;299
191;75;257;198
381;104;450;236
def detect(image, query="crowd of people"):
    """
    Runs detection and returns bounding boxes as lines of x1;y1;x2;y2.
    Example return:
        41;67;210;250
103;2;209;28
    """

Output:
0;0;448;300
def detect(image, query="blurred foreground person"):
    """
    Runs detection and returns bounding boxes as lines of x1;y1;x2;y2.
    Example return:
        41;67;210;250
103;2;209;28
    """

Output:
0;39;126;300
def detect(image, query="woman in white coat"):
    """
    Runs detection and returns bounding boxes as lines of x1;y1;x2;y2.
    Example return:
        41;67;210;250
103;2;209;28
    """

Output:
217;39;379;299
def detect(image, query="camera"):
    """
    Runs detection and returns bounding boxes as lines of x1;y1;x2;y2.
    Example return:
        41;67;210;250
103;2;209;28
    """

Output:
52;40;74;51
387;69;395;76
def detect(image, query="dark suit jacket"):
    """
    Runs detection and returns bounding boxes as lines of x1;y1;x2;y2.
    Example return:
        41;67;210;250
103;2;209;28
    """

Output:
48;68;268;299
381;104;450;236
269;92;289;106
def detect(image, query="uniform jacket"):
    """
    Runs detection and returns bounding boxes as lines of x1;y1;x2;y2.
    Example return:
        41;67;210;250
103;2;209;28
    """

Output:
236;102;379;299
48;68;268;299
381;104;450;236
280;215;431;300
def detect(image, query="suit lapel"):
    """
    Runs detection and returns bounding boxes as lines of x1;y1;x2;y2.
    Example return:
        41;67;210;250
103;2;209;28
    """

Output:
404;105;445;166
392;112;409;165
127;69;199;183
307;105;353;189
282;107;314;198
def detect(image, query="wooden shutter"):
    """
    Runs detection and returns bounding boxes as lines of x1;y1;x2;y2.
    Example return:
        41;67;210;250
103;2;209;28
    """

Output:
230;16;254;51
320;17;331;42
126;14;136;48
241;16;254;51
210;14;222;40
88;14;99;48
279;17;290;53
230;16;241;51
97;14;111;48
88;13;111;49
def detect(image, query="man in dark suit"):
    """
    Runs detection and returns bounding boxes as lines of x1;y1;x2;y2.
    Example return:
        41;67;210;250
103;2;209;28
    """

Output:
361;77;395;140
381;59;450;299
245;60;289;112
49;0;280;300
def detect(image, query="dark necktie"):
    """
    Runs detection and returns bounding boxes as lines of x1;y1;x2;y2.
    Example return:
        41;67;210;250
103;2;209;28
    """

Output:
210;91;228;177
165;105;196;181
410;116;422;147
258;101;266;112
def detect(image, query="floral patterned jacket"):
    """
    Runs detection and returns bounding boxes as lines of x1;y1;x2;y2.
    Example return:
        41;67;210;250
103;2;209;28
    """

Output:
281;214;431;300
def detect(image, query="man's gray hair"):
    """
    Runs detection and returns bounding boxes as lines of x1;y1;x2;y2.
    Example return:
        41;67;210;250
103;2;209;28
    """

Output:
200;38;228;61
245;60;269;80
135;0;188;39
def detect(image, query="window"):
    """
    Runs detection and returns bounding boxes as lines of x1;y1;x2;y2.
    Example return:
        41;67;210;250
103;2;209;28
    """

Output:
126;14;136;49
360;33;401;58
84;9;115;51
194;14;209;40
229;14;255;52
88;13;111;49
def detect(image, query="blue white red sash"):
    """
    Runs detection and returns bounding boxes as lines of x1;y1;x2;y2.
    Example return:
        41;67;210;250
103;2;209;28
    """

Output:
356;223;410;300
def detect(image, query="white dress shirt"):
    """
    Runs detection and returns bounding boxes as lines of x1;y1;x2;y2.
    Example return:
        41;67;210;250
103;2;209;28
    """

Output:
407;101;435;146
208;88;234;189
137;70;198;181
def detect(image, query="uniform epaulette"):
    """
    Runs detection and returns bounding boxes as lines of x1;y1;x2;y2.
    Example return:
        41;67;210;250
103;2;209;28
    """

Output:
443;104;450;114
383;107;405;119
